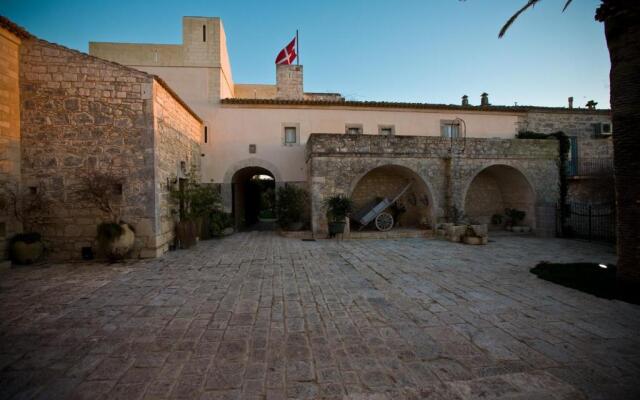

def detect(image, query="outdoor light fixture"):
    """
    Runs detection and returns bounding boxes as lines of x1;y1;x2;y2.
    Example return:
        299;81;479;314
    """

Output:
598;264;608;269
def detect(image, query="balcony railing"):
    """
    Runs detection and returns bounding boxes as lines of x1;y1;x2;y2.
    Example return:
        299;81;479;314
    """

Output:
567;157;613;177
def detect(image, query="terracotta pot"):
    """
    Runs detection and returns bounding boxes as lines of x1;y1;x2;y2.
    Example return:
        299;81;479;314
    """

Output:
104;223;135;260
11;240;44;265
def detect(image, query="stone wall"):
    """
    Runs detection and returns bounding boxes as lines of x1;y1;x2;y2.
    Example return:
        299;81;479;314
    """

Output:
276;65;303;100
307;134;559;237
18;38;201;260
151;80;202;256
0;28;22;260
519;111;611;139
19;38;157;259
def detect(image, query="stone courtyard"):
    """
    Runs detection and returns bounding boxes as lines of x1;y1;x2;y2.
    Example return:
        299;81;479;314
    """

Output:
1;233;639;400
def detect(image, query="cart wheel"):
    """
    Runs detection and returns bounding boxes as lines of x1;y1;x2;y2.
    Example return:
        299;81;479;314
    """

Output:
375;212;394;231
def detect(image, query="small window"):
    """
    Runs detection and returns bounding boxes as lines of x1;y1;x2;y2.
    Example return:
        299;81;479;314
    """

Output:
203;25;206;42
440;121;460;139
249;144;256;154
0;222;6;238
28;186;37;195
284;127;297;144
113;184;123;195
204;126;208;143
601;123;611;134
378;125;395;136
345;124;363;135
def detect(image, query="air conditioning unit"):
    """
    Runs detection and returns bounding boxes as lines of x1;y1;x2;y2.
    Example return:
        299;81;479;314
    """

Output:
593;122;612;136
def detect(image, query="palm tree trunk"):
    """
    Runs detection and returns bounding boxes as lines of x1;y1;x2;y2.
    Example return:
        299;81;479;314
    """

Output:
597;1;640;288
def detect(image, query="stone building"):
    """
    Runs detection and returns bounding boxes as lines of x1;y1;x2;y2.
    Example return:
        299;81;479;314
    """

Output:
0;17;203;261
1;15;614;261
90;16;612;237
0;19;25;260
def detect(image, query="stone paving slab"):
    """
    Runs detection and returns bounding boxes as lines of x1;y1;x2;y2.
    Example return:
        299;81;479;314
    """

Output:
0;233;639;399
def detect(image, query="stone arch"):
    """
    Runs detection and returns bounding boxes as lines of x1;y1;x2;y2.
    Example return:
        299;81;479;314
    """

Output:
462;163;537;229
223;157;282;184
221;158;282;226
348;163;437;229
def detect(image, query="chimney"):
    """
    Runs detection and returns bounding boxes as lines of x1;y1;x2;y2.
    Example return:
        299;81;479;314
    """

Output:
568;96;574;109
461;95;469;106
480;92;490;106
276;64;304;100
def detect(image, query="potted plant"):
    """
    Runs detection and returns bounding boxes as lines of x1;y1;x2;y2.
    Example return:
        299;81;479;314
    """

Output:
491;214;504;226
77;167;134;261
324;195;353;237
1;182;51;265
462;224;489;245
445;205;468;242
505;208;530;233
276;184;309;231
169;165;223;248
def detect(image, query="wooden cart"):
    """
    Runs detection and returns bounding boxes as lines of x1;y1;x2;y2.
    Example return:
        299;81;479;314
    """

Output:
350;182;412;231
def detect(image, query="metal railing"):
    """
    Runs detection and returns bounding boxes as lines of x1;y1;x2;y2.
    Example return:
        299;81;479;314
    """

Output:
558;202;616;243
567;157;613;177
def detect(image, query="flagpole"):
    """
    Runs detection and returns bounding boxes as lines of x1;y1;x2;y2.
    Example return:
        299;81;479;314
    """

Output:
296;29;299;65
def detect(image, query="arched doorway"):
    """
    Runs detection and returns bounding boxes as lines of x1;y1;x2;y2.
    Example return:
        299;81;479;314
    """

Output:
231;167;276;230
464;165;536;228
350;165;434;230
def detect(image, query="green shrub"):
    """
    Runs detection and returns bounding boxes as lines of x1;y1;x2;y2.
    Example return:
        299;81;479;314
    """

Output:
276;185;309;229
259;209;276;219
505;208;526;225
208;210;233;237
324;195;353;222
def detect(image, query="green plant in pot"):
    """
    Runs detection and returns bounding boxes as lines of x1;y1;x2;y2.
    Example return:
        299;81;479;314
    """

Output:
169;165;223;247
276;184;309;231
1;182;51;265
78;167;134;261
324;195;353;237
505;208;527;232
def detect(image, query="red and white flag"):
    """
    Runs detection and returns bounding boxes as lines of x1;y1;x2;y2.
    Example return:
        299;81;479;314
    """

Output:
275;36;297;65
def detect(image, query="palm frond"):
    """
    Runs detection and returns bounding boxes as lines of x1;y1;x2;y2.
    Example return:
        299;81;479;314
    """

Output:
562;0;573;12
499;0;541;38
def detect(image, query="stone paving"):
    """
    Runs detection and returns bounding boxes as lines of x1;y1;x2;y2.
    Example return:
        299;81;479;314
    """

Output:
1;232;639;400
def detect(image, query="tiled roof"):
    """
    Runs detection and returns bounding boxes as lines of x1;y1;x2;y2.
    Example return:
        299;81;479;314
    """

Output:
0;15;34;39
221;98;611;115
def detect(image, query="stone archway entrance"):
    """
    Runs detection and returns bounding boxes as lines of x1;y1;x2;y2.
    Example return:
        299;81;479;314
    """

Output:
350;165;434;230
231;167;276;230
464;164;536;229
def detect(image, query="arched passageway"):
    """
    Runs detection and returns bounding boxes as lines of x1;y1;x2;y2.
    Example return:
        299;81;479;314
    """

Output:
350;165;434;230
231;167;275;230
464;165;536;228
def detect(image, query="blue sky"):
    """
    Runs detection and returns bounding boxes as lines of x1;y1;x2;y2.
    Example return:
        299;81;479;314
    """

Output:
2;0;609;107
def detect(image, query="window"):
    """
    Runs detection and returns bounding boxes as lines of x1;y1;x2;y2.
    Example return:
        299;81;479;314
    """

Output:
345;124;363;135
204;126;208;143
249;144;256;153
28;186;37;195
282;123;300;145
440;120;460;138
378;125;395;136
203;25;206;42
284;126;297;144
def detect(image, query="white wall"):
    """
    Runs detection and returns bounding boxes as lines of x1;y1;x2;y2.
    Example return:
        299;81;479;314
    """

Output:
201;104;523;183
